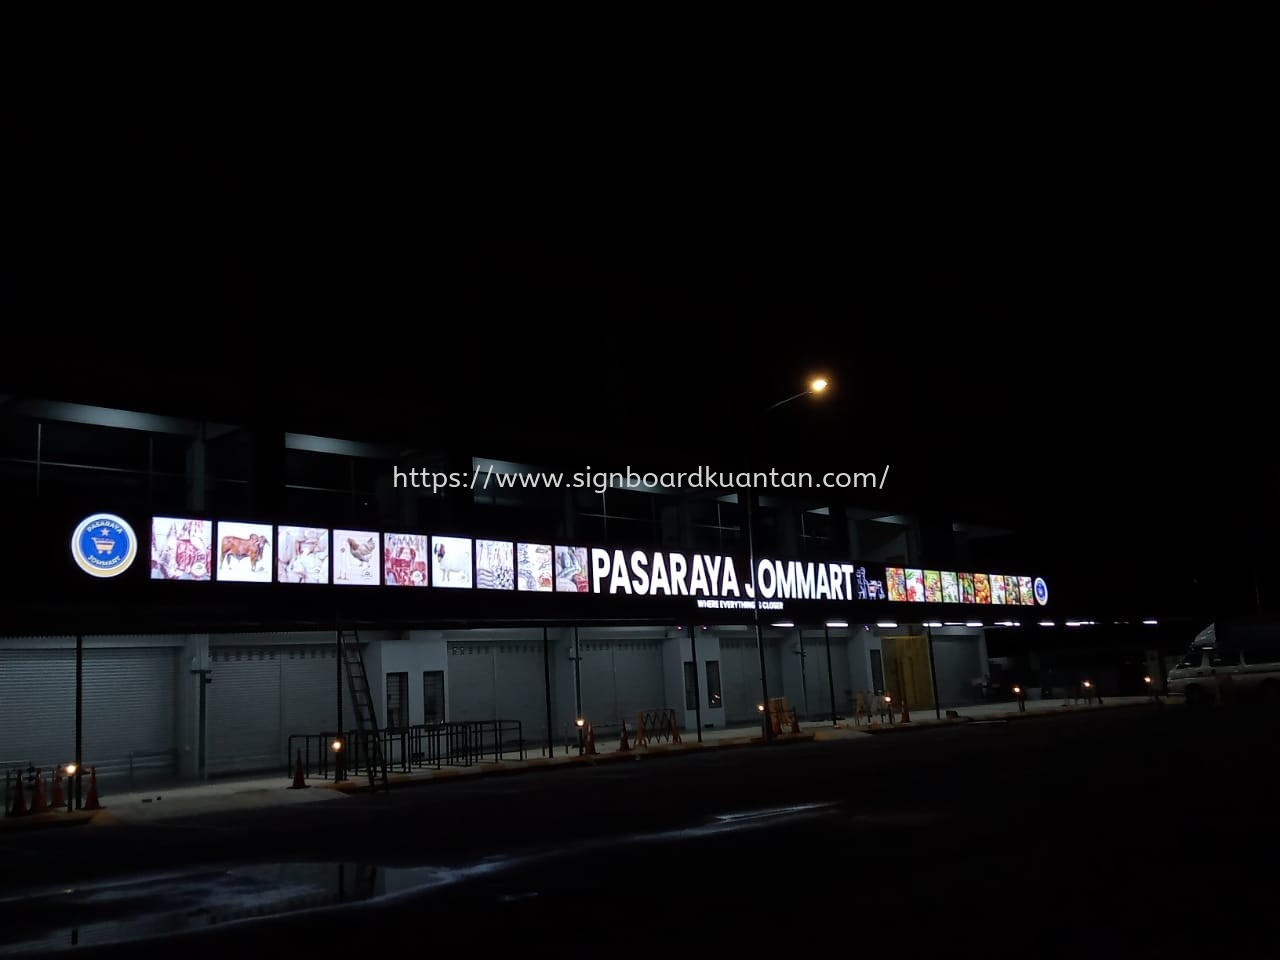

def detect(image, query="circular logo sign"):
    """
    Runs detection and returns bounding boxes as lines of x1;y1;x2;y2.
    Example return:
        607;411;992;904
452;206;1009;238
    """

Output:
1033;576;1048;606
71;513;137;578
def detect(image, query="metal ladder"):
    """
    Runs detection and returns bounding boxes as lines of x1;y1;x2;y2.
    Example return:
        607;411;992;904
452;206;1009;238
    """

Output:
339;627;389;792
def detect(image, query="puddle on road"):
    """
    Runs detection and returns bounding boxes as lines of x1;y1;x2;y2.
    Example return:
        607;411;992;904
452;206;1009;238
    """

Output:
0;862;465;956
0;801;848;955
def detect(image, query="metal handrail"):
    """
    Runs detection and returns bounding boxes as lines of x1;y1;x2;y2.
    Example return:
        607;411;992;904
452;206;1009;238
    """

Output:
287;720;525;782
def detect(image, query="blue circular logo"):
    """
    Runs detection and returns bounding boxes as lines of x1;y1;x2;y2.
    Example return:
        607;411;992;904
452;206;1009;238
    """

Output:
72;513;137;578
1033;576;1048;606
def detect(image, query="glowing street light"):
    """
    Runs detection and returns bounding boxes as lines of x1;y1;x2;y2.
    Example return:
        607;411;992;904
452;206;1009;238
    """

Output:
749;376;832;741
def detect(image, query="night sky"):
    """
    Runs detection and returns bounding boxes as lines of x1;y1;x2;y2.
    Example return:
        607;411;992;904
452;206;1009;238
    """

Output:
3;11;1273;612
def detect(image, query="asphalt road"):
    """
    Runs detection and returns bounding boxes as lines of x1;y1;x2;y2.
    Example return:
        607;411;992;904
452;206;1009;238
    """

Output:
3;703;1276;958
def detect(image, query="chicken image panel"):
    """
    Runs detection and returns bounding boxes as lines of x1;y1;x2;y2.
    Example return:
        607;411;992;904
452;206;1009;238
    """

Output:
334;529;380;585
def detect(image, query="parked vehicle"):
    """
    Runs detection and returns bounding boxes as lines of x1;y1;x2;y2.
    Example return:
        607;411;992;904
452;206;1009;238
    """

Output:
1167;621;1280;704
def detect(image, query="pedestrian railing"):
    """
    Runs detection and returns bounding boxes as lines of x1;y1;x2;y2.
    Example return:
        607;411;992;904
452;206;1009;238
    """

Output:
287;720;525;782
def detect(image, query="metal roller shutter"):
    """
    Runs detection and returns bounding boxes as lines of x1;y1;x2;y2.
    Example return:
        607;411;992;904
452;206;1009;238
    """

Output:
932;636;985;708
492;641;545;742
282;646;353;745
207;647;282;776
81;647;179;778
613;641;665;722
719;637;761;724
578;641;616;726
0;644;75;772
447;642;496;722
828;639;854;715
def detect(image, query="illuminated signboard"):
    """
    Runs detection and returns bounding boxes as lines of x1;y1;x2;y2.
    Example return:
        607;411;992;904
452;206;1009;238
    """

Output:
215;521;272;582
151;517;211;581
518;543;553;592
385;533;429;586
432;536;473;588
277;526;330;584
334;530;380;585
72;513;138;579
143;515;1047;612
476;539;515;590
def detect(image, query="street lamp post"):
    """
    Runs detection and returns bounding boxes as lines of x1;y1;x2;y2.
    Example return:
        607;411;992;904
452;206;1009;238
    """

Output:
746;377;829;743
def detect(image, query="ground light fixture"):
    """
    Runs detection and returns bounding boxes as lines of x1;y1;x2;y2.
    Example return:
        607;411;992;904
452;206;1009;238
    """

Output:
64;763;78;812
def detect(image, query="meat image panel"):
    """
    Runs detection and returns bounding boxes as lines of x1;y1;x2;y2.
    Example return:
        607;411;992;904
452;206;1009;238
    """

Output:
385;533;430;586
152;516;213;581
277;525;330;584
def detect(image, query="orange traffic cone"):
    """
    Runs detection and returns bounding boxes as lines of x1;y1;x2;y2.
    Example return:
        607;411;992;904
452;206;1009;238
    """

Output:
83;767;101;811
289;749;308;789
619;721;630;752
585;722;597;755
900;697;911;723
29;769;47;814
52;770;65;809
7;772;27;817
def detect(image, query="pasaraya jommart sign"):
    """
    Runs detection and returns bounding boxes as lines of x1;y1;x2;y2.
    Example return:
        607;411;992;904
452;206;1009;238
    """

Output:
72;512;1049;614
593;548;863;610
591;548;1047;611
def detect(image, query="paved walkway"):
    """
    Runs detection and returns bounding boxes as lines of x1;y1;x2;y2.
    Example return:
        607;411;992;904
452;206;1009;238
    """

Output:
2;696;1157;829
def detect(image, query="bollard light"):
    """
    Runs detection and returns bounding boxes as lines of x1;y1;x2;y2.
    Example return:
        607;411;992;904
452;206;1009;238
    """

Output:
1012;686;1021;695
1083;681;1092;688
575;718;585;728
1144;676;1152;684
64;762;78;813
331;739;343;752
884;694;892;703
757;704;765;712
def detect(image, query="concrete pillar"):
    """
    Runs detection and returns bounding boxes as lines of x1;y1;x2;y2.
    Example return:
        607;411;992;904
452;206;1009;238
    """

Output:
177;634;210;779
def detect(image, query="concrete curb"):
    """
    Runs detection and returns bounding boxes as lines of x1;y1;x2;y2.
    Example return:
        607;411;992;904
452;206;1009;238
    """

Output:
0;808;105;832
857;698;1163;735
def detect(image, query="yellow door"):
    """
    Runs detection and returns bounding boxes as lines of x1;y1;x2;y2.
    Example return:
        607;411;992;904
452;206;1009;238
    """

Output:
882;635;936;711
